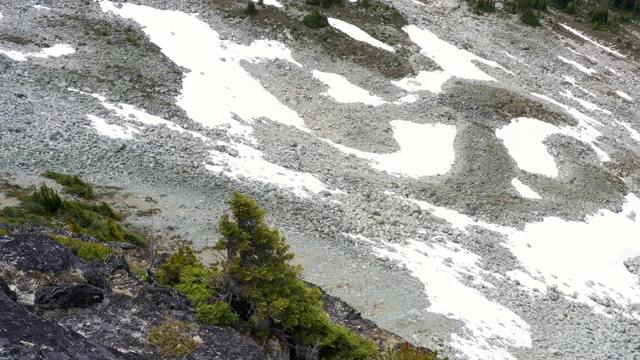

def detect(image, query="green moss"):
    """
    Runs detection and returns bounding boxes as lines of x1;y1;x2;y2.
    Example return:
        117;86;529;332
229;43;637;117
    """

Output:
0;228;6;235
148;318;200;359
42;171;94;200
51;235;118;263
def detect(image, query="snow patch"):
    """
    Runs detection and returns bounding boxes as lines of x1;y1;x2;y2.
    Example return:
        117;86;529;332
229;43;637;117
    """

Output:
328;18;395;52
0;44;74;61
394;94;418;104
496;118;559;177
33;5;51;10
327;121;456;177
559;90;611;114
205;142;338;198
562;75;596;97
391;70;451;94
262;0;283;7
616;90;633;101
101;1;307;139
87;114;139;139
511;178;541;199
498;193;640;316
557;56;596;75
404;25;510;82
559;24;626;58
313;70;385;106
531;93;609;162
372;237;531;360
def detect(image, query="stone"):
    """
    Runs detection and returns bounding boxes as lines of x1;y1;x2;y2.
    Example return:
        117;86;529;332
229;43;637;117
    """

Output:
35;284;104;309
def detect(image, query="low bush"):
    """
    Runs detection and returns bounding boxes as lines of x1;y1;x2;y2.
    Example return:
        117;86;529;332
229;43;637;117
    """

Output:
42;171;94;200
589;8;610;28
303;9;329;28
521;9;541;25
472;0;496;12
51;235;118;263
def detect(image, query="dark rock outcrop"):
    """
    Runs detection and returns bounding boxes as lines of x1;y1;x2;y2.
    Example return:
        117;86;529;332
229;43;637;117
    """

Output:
0;233;110;290
0;290;123;359
35;284;105;309
137;285;192;311
0;276;17;302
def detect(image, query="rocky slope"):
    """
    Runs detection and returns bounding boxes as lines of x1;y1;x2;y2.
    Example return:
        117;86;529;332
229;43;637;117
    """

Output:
1;0;640;359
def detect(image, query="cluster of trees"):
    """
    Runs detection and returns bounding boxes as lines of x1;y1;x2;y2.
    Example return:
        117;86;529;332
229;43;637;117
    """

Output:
469;0;639;29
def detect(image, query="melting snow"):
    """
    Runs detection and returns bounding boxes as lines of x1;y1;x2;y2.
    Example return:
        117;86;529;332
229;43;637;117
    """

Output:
617;121;640;143
616;90;633;101
394;94;418;104
327;121;456;177
87;114;139;139
205;142;339;198
531;93;609;162
559;24;626;58
100;1;341;198
403;25;510;82
496;118;559;177
557;56;596;75
562;75;596;97
0;44;74;61
499;193;640;317
312;70;386;106
262;0;283;7
101;1;307;138
328;18;395;52
33;5;51;10
559;90;611;114
391;70;450;94
370;236;531;360
511;178;541;199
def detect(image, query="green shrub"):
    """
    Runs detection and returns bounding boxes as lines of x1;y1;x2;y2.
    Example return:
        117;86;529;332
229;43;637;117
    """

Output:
244;0;258;15
42;171;94;200
589;8;609;28
610;0;639;13
473;0;496;12
504;0;518;12
303;9;329;28
29;184;62;214
148;318;200;359
155;246;201;286
521;9;541;25
52;235;118;263
196;302;239;326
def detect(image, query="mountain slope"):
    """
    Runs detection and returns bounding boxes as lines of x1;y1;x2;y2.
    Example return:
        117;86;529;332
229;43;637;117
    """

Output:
0;0;639;359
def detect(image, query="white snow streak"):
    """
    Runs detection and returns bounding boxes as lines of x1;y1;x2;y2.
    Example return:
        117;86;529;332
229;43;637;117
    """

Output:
559;24;626;58
557;55;596;75
87;114;139;139
511;178;541;199
0;44;74;61
313;70;385;106
616;90;633;101
328;18;395;52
